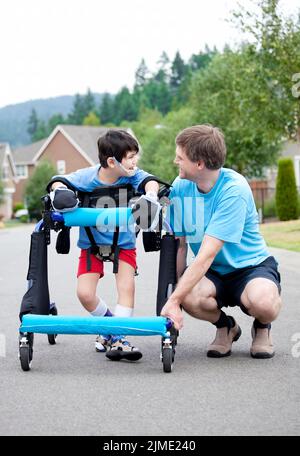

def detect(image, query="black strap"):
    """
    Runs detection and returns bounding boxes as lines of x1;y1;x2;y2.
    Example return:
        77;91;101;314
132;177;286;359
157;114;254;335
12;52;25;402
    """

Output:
112;227;120;274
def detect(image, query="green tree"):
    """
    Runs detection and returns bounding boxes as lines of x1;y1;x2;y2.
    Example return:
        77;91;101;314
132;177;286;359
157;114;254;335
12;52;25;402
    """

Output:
275;157;299;220
27;108;39;140
32;119;48;141
232;0;300;139
48;113;66;132
25;160;57;219
134;58;150;88
170;51;187;91
99;93;115;124
83;111;101;126
190;45;286;177
68;93;86;124
83;89;95;116
113;87;138;124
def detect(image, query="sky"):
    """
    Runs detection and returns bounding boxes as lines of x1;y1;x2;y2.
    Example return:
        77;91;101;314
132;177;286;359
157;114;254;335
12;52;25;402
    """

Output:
0;0;299;108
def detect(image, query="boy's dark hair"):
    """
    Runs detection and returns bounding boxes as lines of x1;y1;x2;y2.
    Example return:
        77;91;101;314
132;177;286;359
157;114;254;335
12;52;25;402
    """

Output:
175;124;226;169
97;129;139;167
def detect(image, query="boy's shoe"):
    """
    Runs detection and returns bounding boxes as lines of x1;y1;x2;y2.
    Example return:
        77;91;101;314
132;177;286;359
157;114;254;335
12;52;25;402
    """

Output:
207;317;242;358
250;324;274;359
105;336;143;361
95;335;111;352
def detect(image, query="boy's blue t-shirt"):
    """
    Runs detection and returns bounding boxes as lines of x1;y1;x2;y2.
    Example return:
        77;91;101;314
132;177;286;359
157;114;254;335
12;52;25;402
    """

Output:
168;168;270;275
52;165;151;250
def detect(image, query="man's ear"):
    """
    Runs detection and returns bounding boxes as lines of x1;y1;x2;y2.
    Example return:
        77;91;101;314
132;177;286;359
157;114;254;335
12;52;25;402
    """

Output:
197;160;205;170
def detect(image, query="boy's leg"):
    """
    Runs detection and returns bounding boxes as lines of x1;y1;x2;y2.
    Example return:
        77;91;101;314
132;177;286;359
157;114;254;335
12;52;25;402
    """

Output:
77;250;113;352
106;254;142;361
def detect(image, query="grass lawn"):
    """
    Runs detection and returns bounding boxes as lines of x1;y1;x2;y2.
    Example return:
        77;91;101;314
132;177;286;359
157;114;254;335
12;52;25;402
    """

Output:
260;219;300;252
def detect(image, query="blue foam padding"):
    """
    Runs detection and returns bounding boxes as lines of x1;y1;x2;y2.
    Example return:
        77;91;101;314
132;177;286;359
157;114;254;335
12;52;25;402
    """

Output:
20;315;169;337
63;207;134;228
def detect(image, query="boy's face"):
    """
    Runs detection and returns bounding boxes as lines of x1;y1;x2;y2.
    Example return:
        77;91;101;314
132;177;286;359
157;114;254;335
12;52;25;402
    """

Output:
120;150;139;172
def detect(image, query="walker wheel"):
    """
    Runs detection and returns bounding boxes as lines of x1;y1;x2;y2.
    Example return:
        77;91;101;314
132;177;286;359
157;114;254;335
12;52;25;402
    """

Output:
47;334;57;345
48;304;58;345
19;333;33;371
19;346;31;371
162;347;173;373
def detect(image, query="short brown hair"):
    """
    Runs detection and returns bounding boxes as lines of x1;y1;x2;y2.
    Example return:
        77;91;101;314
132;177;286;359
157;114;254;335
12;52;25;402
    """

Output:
97;129;139;167
175;124;226;169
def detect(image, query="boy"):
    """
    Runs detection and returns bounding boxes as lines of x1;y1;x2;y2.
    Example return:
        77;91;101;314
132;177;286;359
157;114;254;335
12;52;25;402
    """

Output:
47;129;160;361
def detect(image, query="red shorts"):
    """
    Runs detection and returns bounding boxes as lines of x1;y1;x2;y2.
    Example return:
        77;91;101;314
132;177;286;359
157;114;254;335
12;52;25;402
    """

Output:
77;248;137;277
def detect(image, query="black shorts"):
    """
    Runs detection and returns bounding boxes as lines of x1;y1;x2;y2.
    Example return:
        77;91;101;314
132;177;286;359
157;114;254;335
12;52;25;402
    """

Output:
205;256;281;309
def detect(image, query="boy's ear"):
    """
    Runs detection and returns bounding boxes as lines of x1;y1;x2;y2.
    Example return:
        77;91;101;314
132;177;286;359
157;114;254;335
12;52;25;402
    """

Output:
107;157;116;168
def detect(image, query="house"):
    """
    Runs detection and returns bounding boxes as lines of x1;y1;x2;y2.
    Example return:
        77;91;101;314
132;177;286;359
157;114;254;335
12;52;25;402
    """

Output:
0;143;18;220
12;125;134;206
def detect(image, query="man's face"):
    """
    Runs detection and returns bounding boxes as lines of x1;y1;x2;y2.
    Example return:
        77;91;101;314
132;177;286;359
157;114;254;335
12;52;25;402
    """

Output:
174;146;200;181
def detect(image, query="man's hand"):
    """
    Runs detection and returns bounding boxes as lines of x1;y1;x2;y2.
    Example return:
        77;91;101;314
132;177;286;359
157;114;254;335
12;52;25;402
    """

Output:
49;187;79;212
160;298;183;330
131;191;161;231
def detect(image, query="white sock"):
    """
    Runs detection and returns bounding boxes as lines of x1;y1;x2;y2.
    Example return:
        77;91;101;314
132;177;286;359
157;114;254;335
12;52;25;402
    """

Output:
114;304;133;318
90;298;108;317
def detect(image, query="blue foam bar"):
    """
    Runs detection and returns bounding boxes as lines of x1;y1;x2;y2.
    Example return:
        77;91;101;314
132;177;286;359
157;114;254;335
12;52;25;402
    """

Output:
20;315;169;337
63;207;133;228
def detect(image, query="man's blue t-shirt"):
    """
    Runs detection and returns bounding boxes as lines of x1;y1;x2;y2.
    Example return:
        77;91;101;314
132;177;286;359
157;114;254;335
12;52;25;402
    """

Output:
168;168;270;274
52;165;151;250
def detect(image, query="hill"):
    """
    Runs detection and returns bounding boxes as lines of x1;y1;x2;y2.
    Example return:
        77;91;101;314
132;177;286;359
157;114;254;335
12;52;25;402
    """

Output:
0;93;104;147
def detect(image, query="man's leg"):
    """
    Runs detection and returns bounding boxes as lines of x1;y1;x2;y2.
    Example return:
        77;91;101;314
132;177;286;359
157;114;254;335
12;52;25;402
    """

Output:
240;278;282;358
182;275;241;357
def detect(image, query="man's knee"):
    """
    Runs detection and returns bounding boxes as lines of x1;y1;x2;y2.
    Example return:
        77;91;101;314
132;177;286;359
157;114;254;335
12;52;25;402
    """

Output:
248;293;282;322
183;291;218;314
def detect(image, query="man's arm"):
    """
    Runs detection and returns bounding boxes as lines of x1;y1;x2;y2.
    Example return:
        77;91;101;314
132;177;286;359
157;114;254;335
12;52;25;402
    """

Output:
161;234;224;329
176;236;188;280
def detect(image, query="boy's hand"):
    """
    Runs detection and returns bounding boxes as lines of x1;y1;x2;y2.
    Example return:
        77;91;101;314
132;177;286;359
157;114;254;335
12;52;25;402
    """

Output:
49;187;79;212
131;192;161;231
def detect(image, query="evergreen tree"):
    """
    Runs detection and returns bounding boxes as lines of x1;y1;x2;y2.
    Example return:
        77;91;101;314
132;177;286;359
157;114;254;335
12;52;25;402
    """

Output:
99;93;115;124
275;157;299;221
155;51;171;83
32;120;48;141
170;51;187;90
134;58;150;88
83;89;95;116
113;87;138;124
67;94;86;124
27;108;39;140
48;113;65;132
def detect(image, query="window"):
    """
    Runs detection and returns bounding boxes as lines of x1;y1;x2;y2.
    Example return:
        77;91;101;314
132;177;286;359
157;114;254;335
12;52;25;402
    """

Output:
16;164;28;179
57;160;66;174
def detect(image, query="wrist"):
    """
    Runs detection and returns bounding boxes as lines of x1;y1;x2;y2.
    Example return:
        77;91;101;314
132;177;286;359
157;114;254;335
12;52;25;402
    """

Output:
146;191;158;201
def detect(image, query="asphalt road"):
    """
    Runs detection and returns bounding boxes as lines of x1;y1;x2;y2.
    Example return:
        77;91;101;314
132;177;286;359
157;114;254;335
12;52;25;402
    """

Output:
0;224;299;436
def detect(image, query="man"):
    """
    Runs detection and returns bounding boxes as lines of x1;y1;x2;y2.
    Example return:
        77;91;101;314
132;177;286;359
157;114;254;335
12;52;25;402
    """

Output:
161;125;281;358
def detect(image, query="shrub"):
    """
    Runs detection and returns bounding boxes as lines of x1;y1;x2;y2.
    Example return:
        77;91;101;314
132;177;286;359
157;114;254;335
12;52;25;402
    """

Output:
263;197;277;218
275;158;299;221
24;160;57;219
